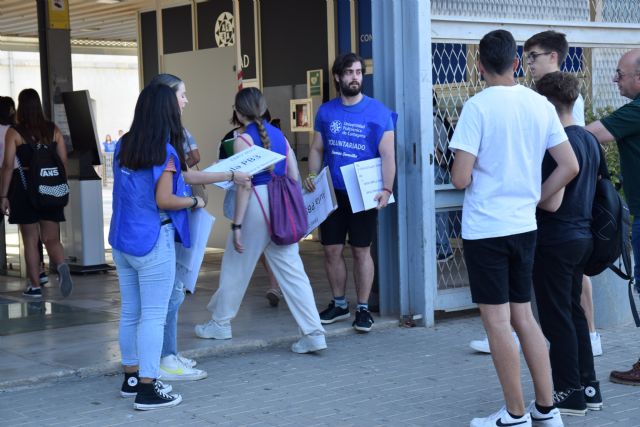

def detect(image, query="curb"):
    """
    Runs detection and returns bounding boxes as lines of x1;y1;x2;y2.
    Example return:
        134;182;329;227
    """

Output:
0;317;399;393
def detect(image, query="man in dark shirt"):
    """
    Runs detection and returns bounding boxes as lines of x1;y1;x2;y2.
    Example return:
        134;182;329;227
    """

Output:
586;48;640;385
535;72;602;416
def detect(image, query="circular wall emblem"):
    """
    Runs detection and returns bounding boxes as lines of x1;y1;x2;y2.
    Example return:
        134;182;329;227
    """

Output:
215;12;235;47
330;120;342;134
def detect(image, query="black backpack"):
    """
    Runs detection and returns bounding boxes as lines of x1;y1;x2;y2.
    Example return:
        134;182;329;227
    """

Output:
584;146;639;326
13;124;70;210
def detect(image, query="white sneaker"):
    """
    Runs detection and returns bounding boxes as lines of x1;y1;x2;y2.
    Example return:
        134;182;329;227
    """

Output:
470;406;531;427
291;334;327;354
177;354;196;368
194;319;232;339
469;332;520;354
527;401;564;426
159;354;208;381
590;332;603;357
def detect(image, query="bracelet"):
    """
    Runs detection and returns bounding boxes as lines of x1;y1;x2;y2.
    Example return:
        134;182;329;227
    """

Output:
231;223;242;230
229;170;235;182
383;187;393;195
190;196;198;208
307;172;317;179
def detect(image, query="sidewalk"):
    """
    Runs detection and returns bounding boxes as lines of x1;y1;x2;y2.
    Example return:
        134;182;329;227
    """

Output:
2;312;640;426
0;240;396;391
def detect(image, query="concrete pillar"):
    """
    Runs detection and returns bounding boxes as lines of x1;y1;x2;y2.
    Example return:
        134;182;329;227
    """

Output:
591;261;635;328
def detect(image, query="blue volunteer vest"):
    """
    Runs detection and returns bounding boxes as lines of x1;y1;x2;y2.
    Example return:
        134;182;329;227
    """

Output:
244;121;287;186
109;142;191;256
315;96;397;190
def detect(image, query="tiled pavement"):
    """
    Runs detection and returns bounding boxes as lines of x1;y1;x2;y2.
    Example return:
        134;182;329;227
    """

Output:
2;310;640;426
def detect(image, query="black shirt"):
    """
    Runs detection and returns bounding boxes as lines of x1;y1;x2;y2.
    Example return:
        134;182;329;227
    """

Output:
537;125;600;245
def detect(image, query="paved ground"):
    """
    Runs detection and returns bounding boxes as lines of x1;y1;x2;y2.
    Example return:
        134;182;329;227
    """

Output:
2;312;640;427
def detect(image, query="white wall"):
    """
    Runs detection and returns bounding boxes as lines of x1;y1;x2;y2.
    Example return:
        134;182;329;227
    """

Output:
0;51;139;143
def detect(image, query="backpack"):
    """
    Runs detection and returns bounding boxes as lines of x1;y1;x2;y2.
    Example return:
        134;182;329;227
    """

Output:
13;124;70;210
252;140;308;245
584;146;639;326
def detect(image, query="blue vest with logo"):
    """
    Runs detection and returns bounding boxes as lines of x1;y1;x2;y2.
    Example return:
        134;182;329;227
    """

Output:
315;96;396;190
109;142;191;256
244;121;287;186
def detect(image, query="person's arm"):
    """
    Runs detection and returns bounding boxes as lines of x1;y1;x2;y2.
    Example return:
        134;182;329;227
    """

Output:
538;187;565;212
185;148;201;167
585;120;615;144
303;131;324;192
374;130;396;209
155;169;205;211
0;128;18;215
450;149;476;189
53;127;68;176
539;140;579;205
285;141;300;181
183;169;251;186
231;183;252;253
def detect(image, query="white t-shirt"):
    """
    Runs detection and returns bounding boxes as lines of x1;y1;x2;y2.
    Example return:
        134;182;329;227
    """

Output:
449;84;568;240
573;93;585;126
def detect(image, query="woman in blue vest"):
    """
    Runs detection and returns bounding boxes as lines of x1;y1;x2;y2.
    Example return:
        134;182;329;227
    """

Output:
109;84;204;411
194;88;326;354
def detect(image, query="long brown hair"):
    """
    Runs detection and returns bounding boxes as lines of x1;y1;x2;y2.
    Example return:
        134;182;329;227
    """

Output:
234;88;271;151
16;89;52;144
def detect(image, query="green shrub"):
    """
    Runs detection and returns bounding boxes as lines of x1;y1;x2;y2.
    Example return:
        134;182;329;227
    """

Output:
585;104;621;189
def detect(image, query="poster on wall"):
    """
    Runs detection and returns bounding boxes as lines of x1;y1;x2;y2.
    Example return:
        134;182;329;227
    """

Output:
289;98;313;132
307;69;323;98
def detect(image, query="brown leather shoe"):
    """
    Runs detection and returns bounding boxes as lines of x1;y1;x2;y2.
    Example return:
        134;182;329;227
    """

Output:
610;359;640;385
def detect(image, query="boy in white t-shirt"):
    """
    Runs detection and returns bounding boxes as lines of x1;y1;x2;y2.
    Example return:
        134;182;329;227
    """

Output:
450;29;579;427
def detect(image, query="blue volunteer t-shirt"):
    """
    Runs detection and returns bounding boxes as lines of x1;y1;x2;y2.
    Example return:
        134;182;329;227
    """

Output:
314;96;396;190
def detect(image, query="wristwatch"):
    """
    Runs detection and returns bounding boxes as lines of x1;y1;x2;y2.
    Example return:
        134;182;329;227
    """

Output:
231;223;242;230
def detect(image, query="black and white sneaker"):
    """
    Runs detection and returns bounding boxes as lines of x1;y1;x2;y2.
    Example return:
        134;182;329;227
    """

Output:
583;380;603;411
319;301;350;324
39;272;49;286
133;380;182;410
57;263;73;298
553;388;587;416
120;372;172;398
22;286;42;298
353;308;374;333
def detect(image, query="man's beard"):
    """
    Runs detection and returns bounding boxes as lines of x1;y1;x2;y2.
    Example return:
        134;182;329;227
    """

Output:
340;79;362;97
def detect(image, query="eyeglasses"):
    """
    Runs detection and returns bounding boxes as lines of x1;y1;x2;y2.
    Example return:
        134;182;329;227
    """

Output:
524;51;552;63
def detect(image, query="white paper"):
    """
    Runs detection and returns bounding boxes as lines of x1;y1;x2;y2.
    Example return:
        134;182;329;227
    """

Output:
203;145;285;190
175;209;215;293
340;163;365;213
302;167;338;235
353;158;395;211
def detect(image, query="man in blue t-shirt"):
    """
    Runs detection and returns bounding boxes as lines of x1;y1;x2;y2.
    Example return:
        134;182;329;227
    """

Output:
586;48;640;386
535;71;602;415
304;52;396;333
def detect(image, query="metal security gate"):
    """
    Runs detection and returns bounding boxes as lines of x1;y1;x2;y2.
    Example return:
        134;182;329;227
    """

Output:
429;0;638;312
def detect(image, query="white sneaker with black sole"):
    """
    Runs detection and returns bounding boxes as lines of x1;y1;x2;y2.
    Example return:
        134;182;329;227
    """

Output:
470;406;531;426
133;380;182;410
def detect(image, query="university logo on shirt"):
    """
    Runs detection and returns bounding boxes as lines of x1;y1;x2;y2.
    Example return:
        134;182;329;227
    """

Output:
330;120;342;134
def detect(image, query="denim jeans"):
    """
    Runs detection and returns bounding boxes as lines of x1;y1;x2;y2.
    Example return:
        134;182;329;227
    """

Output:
162;278;185;357
434;166;452;256
632;217;640;287
114;223;176;379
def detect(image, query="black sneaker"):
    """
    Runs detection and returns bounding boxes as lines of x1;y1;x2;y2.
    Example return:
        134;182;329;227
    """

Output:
133;380;182;410
22;286;42;298
120;372;172;398
353;308;374;333
584;380;603;411
553;388;587;416
319;301;350;324
39;272;49;286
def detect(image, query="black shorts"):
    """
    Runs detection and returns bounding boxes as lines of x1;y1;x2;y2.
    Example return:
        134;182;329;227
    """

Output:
320;190;377;247
463;230;537;305
7;170;65;224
